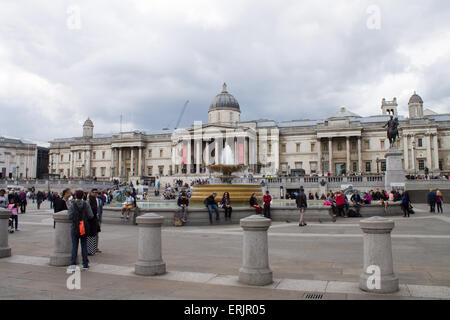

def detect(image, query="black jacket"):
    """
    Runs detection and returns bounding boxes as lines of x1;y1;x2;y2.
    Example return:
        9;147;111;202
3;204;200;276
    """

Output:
296;192;308;208
54;197;68;213
178;196;189;206
205;195;217;206
249;196;259;207
87;196;100;236
68;200;94;237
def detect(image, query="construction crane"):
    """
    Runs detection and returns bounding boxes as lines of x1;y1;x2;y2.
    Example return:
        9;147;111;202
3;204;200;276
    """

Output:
162;100;189;130
174;100;189;129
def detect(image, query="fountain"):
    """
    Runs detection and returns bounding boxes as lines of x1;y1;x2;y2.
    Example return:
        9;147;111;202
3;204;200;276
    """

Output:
189;144;263;206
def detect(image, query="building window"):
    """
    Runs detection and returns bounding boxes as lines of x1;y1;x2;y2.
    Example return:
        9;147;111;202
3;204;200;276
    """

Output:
158;166;164;175
418;138;423;147
364;140;370;150
77;168;81;177
311;143;315;152
353;162;357;172
337;143;342;151
352;142;356;150
69;154;71;161
92;168;96;177
295;162;303;169
281;144;287;153
67;169;70;177
281;163;288;173
380;140;385;150
439;159;443;170
61;155;64;162
296;143;300;153
101;167;105;177
92;152;96;159
438;139;441;148
365;162;371;173
148;167;153;176
268;143;272;155
418;160;425;171
310;162;317;173
160;149;163;158
102;151;105;159
78;153;81;160
229;112;233;122
381;161;386;172
148;149;152;158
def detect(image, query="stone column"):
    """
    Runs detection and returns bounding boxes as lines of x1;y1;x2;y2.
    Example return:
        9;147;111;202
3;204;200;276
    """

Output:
131;148;135;177
187;139;192;174
328;138;333;175
138;147;143;177
50;210;74;266
86;150;91;178
239;215;273;286
196;139;201;174
0;209;11;258
433;134;439;170
403;134;409;170
426;133;432;170
317;138;322;175
135;213;166;276
359;217;398;294
119;148;123;178
215;139;220;165
346;137;350;174
411;137;416;172
357;137;362;174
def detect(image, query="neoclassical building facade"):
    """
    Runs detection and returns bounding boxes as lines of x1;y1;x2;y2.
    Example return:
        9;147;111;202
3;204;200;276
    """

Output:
49;85;450;182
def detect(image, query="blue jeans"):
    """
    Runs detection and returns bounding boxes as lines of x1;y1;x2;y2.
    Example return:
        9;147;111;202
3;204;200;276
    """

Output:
207;204;220;222
71;233;88;267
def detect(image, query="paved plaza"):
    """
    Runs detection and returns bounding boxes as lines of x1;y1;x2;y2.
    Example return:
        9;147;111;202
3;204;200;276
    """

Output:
0;203;449;300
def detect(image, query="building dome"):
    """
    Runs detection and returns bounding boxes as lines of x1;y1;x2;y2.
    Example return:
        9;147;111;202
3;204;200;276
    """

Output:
409;92;423;104
83;118;94;127
209;83;240;112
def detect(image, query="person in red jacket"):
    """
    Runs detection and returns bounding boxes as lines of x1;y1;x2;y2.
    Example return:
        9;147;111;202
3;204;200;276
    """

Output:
335;191;347;218
262;191;272;219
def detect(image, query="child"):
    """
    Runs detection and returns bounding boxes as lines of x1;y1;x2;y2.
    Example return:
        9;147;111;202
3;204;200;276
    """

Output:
8;198;19;232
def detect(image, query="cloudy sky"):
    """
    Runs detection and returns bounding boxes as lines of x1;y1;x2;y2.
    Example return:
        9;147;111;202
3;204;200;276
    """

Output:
1;0;449;143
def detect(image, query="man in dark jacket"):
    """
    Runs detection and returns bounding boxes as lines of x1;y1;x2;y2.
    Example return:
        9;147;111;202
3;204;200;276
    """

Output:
296;187;308;227
19;190;27;214
68;190;94;270
36;191;44;209
205;192;219;224
427;189;436;213
177;191;189;223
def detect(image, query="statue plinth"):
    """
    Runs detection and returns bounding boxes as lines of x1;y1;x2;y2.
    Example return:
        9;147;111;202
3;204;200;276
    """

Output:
384;147;405;191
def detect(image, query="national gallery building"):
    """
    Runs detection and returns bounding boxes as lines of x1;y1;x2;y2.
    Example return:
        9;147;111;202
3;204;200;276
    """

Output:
49;84;450;183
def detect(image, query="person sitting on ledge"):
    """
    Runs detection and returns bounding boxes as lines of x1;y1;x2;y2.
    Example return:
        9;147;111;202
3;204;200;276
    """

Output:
363;192;371;204
249;193;263;215
121;191;134;221
177;191;189;223
204;192;220;224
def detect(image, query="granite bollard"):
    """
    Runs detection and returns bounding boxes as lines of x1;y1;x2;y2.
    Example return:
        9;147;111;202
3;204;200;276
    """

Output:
238;215;273;286
359;216;399;293
0;209;12;258
135;213;166;276
50;210;74;266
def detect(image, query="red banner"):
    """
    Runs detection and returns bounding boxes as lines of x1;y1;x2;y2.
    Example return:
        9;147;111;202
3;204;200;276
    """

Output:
238;143;244;164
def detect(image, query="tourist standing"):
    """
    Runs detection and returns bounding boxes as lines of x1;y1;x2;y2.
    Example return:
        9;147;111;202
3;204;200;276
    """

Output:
205;192;220;224
0;189;8;209
427;189;436;213
68;190;94;270
262;190;272;219
296;186;308;227
335;191;346;218
436;190;443;214
221;192;232;221
87;189;101;256
19;189;27;214
36;191;44;209
401;190;412;218
8;198;19;232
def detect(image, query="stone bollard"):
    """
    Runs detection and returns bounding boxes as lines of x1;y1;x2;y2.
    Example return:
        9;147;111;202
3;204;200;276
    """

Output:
50;210;74;266
135;213;166;276
239;215;273;286
0;209;12;258
359;216;399;293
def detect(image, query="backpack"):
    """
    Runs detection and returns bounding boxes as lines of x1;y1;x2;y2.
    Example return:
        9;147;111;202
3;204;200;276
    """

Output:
348;209;361;217
72;202;90;237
